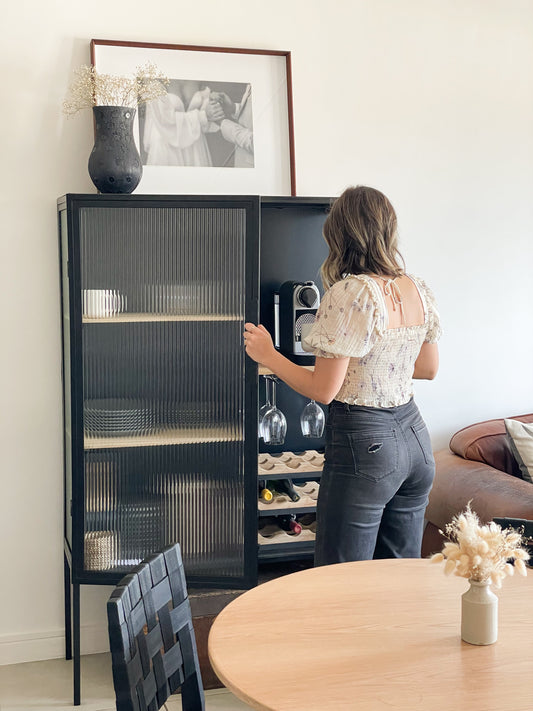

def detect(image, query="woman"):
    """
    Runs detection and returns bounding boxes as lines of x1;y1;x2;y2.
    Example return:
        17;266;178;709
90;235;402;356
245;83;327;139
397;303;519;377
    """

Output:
244;185;441;565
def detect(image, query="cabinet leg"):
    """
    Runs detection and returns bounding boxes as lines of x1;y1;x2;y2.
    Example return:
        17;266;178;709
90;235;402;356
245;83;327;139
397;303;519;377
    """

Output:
73;582;80;706
64;553;72;661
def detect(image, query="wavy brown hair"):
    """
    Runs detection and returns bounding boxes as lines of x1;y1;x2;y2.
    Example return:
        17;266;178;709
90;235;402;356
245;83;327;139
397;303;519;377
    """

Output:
320;186;405;288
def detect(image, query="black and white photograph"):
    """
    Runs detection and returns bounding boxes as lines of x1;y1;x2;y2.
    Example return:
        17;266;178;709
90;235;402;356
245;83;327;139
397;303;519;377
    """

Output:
138;79;254;169
91;40;295;195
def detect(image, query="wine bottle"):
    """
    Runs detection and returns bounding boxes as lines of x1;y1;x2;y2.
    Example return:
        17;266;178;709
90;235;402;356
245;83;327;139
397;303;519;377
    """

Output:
258;483;274;503
271;478;300;502
278;514;302;536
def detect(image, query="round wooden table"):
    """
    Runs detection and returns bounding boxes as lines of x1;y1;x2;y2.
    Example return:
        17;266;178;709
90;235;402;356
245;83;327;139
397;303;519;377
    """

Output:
208;558;532;710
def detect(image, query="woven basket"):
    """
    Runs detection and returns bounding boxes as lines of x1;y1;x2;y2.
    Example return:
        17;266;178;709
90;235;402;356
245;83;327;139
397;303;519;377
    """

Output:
84;530;117;570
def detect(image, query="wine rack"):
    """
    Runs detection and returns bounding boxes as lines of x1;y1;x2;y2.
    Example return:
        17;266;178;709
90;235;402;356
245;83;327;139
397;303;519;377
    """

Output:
257;527;317;546
258;450;324;476
257;480;319;513
257;450;323;560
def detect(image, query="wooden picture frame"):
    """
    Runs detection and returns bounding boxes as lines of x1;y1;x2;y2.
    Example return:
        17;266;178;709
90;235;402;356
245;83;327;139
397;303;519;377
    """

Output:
91;39;296;195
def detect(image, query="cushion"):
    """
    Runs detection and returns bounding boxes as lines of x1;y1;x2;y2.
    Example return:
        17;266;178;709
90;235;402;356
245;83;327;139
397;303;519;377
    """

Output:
450;414;533;477
504;419;533;483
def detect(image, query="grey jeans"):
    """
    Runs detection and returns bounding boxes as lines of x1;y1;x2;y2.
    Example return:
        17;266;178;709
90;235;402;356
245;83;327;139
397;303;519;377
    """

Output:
314;398;435;566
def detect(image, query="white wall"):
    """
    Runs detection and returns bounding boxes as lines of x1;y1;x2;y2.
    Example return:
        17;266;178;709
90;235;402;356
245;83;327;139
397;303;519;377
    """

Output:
1;0;532;665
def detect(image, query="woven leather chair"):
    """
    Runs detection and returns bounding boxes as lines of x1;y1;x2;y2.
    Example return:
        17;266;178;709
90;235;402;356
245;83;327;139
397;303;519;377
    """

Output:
107;543;205;711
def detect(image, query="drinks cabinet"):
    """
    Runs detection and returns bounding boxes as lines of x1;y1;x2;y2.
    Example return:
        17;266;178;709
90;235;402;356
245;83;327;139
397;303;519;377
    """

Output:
58;193;330;703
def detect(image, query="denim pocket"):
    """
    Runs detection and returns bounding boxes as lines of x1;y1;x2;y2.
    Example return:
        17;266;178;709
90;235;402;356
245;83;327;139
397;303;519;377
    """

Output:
347;430;399;482
411;422;434;465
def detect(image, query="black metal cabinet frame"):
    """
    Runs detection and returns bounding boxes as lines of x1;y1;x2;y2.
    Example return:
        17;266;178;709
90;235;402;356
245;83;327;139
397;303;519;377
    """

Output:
58;193;331;704
59;194;261;704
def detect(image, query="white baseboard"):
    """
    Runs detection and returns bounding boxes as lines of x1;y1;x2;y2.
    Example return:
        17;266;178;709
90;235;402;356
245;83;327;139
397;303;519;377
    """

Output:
0;624;109;666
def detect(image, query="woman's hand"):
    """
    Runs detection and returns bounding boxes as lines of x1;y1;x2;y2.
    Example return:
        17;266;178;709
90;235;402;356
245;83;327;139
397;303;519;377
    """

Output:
243;323;276;365
212;91;236;117
206;100;225;123
243;323;349;403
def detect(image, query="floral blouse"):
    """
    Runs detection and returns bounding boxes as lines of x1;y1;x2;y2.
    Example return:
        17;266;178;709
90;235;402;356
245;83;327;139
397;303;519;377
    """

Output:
302;274;441;407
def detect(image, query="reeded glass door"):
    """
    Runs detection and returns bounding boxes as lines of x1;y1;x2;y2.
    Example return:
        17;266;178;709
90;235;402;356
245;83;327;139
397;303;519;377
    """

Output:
71;198;258;585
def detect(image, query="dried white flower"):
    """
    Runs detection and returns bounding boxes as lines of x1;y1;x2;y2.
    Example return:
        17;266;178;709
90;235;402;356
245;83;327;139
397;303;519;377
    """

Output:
444;558;456;576
515;559;528;576
431;504;529;586
63;63;169;117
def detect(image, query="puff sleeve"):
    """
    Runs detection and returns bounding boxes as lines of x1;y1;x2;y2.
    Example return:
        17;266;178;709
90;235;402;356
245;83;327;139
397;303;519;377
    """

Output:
302;277;385;358
416;277;442;343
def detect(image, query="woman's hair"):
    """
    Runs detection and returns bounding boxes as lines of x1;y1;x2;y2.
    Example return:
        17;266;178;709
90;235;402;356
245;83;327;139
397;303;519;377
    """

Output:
320;185;405;288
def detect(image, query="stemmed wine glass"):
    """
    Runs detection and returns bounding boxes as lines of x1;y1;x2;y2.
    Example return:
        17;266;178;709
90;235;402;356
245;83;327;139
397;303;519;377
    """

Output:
258;376;272;439
300;399;325;438
261;376;287;445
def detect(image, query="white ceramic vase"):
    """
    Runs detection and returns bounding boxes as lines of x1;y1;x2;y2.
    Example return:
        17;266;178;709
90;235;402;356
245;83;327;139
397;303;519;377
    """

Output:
461;579;498;645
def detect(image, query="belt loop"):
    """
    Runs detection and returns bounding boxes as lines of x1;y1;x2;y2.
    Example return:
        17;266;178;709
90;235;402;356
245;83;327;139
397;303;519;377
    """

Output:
344;402;350;412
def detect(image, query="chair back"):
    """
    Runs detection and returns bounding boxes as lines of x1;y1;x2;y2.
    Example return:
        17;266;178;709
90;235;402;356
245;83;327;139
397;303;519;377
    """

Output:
107;543;205;711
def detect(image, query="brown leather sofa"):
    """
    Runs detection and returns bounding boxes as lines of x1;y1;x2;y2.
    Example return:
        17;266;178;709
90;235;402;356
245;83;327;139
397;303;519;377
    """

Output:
421;413;533;557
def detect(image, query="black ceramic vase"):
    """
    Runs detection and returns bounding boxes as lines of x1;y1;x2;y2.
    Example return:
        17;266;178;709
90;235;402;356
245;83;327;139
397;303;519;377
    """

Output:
88;106;142;194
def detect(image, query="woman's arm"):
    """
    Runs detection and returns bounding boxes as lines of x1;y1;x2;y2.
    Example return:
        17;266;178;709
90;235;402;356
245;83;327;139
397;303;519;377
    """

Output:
413;341;439;380
244;323;349;404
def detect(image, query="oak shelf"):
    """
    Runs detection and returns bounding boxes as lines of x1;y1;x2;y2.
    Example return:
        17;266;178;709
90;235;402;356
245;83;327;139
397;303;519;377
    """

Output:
84;425;241;449
82;313;241;324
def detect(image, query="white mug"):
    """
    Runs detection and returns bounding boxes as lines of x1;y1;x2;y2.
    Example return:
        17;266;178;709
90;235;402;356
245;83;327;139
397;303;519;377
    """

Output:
300;321;315;352
83;289;124;318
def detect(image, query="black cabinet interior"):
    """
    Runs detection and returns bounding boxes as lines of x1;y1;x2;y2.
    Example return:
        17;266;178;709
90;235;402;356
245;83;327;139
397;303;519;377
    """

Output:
259;200;329;455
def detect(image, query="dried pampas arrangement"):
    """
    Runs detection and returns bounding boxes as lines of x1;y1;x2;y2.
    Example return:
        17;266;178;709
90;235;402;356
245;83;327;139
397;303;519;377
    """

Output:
431;504;529;588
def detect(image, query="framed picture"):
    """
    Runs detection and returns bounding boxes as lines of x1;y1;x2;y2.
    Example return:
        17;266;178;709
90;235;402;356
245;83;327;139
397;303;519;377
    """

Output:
90;39;296;195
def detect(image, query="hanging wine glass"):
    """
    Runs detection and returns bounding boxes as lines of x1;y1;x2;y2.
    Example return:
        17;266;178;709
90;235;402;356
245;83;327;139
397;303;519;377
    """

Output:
261;376;287;445
300;399;325;438
258;375;272;439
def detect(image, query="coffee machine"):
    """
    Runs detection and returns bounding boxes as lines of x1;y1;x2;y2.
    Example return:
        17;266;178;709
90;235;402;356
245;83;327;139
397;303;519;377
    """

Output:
274;280;321;361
